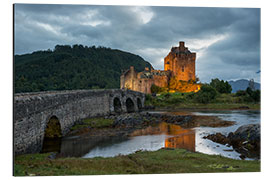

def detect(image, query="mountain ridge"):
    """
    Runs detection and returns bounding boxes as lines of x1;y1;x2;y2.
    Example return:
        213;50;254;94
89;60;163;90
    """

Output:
228;79;260;93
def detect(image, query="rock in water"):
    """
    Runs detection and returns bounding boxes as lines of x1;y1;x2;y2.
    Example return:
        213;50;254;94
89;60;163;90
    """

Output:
229;124;260;151
203;124;260;159
203;133;230;145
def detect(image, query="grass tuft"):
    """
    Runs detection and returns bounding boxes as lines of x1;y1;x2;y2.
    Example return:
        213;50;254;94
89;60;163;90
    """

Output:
70;117;114;131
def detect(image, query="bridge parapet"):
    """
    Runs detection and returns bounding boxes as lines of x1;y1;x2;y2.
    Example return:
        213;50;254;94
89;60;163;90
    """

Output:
14;89;145;155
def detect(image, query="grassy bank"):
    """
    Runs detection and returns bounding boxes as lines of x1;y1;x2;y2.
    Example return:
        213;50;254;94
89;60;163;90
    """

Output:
14;148;260;176
145;92;260;110
70;117;114;131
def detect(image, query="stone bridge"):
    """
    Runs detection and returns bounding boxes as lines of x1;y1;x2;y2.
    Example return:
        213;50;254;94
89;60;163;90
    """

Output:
14;89;145;155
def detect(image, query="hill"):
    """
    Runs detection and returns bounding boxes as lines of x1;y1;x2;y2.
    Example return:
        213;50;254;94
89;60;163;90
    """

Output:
15;45;152;93
228;79;260;93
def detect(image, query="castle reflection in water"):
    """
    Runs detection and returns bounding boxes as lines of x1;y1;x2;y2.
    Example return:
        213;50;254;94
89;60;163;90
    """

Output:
130;122;195;152
51;122;196;158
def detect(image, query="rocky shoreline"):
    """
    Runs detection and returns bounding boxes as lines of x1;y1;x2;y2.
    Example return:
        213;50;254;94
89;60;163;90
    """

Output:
67;111;235;140
203;124;260;159
110;111;235;128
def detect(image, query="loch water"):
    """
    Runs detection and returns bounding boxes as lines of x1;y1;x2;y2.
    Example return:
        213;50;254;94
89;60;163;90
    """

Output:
42;110;260;160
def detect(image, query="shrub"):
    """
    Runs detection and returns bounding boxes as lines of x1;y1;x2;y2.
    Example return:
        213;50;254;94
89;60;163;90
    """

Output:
145;94;155;105
249;89;260;102
145;94;153;101
195;84;217;104
235;88;260;103
164;93;171;99
235;90;247;97
186;92;196;99
151;84;165;94
166;96;185;104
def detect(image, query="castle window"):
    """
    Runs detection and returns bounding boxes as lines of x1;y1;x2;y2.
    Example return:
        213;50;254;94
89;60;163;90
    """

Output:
182;66;185;72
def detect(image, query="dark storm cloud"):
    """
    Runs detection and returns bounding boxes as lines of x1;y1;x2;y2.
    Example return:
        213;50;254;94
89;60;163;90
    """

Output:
14;4;260;82
194;8;260;82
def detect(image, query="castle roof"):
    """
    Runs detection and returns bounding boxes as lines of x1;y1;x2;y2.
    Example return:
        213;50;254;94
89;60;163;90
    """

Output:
171;47;191;55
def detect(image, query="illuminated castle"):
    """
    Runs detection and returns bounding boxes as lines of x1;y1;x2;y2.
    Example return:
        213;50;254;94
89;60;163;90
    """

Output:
120;41;200;94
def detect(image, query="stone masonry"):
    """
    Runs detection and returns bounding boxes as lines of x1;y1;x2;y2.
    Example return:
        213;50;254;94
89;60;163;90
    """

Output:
120;41;197;94
14;89;145;155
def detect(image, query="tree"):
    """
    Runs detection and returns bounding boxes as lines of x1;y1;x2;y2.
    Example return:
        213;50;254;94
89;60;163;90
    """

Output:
235;90;247;97
15;44;152;93
195;84;217;104
246;87;260;102
210;78;232;94
251;90;260;102
235;88;260;103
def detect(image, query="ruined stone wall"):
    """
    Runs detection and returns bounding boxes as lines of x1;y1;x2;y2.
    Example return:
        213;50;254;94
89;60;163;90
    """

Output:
121;68;171;94
120;66;137;90
141;79;153;94
14;89;145;155
131;77;152;94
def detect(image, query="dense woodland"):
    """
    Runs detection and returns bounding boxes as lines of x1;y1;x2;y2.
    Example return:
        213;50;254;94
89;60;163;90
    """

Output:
15;45;152;93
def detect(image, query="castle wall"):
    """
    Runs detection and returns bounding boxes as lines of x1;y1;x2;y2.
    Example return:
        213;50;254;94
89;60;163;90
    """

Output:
164;42;196;82
140;79;153;94
121;41;197;94
152;75;169;88
173;56;196;81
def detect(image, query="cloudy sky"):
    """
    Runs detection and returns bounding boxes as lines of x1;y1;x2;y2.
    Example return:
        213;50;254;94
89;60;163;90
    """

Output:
14;4;260;83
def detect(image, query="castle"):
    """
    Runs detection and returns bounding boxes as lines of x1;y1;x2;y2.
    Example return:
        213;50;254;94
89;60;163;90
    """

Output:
120;41;200;94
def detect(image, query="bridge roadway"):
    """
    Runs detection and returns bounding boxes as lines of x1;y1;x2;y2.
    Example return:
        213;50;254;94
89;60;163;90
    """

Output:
14;89;145;155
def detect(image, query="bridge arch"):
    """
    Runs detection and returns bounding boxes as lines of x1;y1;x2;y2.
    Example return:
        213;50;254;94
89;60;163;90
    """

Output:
14;89;146;155
126;98;135;113
43;115;62;138
137;98;142;111
113;97;122;113
42;115;62;153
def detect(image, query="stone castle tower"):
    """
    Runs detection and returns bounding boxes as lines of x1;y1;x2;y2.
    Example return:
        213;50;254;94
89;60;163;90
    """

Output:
164;41;196;81
120;41;199;94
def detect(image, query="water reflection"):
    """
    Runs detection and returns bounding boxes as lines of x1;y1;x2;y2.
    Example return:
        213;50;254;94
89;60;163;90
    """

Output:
41;137;62;153
44;110;260;160
58;136;129;157
80;122;195;158
130;122;195;152
52;122;196;158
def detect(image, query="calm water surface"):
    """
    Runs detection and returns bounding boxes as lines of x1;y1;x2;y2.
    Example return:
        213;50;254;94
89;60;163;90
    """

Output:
51;110;260;160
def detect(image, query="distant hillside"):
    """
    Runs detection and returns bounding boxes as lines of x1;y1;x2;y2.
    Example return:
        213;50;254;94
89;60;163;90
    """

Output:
15;45;152;93
228;79;260;93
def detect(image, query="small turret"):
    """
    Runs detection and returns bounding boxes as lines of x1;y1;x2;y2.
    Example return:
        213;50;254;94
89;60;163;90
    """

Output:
179;41;185;47
179;41;185;51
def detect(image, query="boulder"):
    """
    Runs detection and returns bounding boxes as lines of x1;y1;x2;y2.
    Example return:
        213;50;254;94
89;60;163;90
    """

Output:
203;124;260;159
203;133;230;145
229;124;260;151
